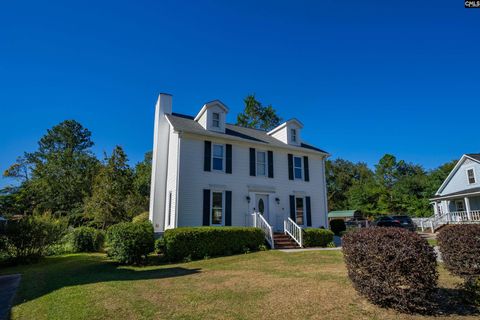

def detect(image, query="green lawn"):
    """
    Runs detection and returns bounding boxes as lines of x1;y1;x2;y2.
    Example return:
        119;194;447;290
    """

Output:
1;251;477;320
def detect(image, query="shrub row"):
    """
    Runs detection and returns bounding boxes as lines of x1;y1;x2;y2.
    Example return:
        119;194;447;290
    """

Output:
303;228;334;247
0;215;66;263
71;227;105;252
438;224;480;303
164;227;264;261
106;221;155;265
342;227;437;313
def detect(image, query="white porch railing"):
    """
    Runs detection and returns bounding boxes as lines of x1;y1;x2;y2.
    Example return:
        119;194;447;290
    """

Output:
284;218;303;247
414;210;480;232
253;212;274;249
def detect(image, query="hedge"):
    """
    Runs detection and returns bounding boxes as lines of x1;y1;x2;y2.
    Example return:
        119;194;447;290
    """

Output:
106;221;155;265
0;215;66;263
438;224;480;302
164;227;265;261
71;227;105;252
303;228;334;247
342;227;438;313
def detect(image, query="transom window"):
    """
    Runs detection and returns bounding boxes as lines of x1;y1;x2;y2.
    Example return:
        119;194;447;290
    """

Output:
295;197;304;225
212;112;220;128
211;191;223;225
212;144;224;171
294;156;303;179
256;151;266;176
467;168;476;184
291;128;297;142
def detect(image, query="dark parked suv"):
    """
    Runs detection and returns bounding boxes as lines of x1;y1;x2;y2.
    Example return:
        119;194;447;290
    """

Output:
373;216;402;228
391;215;416;231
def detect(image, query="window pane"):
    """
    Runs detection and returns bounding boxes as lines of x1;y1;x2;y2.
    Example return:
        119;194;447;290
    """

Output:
213;158;223;170
295;197;304;225
257;152;266;163
294;168;302;179
212;192;223;224
294;157;302;168
468;169;475;183
213;145;223;157
213;113;219;120
257;163;266;175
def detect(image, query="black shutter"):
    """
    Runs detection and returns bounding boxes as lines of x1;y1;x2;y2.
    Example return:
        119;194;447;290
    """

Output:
204;141;211;172
304;156;310;182
288;154;294;180
306;196;312;227
226;144;232;174
289;195;296;221
249;148;256;176
267;151;274;178
203;189;210;226
225;191;232;226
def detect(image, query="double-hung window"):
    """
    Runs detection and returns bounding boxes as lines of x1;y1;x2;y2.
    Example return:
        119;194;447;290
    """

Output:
291;128;297;142
294;156;303;179
256;151;266;176
295;197;304;225
211;191;223;225
467;168;476;184
212;112;220;128
212;144;224;171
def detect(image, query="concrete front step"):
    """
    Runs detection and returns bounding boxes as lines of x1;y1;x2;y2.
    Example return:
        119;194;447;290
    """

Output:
273;233;300;249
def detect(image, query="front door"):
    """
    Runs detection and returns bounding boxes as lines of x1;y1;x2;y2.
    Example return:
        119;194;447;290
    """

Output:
255;194;269;222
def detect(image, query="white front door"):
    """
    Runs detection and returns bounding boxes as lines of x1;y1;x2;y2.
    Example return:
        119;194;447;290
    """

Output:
254;194;270;223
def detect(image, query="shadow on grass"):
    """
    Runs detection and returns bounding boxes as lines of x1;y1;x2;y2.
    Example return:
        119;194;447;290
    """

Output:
4;254;200;307
429;287;480;317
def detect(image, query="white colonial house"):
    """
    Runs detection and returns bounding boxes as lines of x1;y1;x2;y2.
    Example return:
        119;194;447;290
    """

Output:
419;154;480;232
148;93;329;248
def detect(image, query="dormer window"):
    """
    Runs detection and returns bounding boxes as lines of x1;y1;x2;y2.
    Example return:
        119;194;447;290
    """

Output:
291;128;297;142
212;112;220;128
467;168;476;184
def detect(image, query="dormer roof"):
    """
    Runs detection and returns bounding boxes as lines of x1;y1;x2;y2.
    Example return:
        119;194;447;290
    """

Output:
267;118;303;136
194;100;229;122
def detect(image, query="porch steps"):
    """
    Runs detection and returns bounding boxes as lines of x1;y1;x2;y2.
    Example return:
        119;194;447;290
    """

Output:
273;233;301;249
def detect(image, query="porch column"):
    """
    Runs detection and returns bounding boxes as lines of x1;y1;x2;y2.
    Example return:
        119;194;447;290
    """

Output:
433;202;438;217
465;197;472;221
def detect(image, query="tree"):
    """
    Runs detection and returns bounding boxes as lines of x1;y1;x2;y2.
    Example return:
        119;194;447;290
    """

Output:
84;146;134;228
5;120;99;216
236;94;282;131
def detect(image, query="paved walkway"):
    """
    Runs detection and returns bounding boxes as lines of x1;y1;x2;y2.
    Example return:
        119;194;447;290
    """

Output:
0;274;21;320
278;247;342;253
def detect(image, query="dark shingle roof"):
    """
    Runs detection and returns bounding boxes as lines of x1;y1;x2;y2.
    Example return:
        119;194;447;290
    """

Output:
466;154;480;162
166;113;328;155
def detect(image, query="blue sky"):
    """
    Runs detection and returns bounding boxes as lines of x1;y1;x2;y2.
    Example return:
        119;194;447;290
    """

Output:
1;0;479;187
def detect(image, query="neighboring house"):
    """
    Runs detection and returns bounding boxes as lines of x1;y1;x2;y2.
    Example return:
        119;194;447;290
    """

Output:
421;154;480;231
149;93;329;247
327;210;363;222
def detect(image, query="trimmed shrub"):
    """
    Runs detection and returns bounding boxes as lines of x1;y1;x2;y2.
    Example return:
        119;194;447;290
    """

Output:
154;237;165;254
438;224;480;302
71;227;105;252
303;228;334;247
0;215;66;263
132;211;149;224
164;227;264;261
106;221;155;265
329;219;346;236
342;227;438;313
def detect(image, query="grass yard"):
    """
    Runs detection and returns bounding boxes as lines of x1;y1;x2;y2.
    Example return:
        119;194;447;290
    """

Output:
1;251;478;320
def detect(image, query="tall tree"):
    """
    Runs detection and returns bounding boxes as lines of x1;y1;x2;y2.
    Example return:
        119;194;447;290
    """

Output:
5;120;99;215
84;146;134;228
236;94;282;131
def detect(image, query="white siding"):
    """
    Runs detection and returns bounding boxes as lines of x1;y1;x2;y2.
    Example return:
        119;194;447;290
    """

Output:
177;133;328;230
164;128;180;230
439;158;480;195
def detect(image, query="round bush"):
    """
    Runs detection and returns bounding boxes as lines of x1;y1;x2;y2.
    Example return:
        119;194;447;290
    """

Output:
132;211;149;224
71;227;104;252
154;237;165;254
303;228;334;247
438;224;480;279
329;219;346;236
342;227;438;313
106;221;154;265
